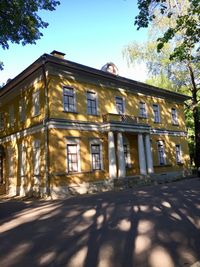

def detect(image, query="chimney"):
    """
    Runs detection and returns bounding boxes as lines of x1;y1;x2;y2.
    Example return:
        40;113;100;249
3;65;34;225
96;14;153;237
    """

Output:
50;50;65;59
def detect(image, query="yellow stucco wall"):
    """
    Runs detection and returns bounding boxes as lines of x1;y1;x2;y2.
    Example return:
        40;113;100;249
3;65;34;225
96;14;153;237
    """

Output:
47;73;186;132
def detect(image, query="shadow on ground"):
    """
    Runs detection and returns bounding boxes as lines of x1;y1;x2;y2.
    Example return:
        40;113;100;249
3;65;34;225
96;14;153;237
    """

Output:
0;178;200;267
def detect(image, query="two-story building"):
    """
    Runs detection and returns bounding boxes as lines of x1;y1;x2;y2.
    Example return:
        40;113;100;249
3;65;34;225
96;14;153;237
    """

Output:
0;51;190;197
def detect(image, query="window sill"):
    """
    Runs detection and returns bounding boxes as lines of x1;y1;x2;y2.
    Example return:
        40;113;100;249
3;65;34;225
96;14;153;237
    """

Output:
154;121;161;124
172;123;179;126
63;111;78;114
87;114;100;117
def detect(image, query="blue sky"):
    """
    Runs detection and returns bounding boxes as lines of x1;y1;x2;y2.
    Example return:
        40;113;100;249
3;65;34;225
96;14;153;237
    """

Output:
0;0;148;84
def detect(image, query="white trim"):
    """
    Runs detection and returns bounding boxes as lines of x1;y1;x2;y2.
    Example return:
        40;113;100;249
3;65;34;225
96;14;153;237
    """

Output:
150;128;187;137
65;138;81;173
0;124;44;143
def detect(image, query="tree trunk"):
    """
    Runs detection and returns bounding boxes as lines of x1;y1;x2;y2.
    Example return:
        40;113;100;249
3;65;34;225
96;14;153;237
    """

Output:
188;63;200;168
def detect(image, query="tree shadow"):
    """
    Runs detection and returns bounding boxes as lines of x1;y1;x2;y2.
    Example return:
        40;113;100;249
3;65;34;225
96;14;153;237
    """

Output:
0;178;200;267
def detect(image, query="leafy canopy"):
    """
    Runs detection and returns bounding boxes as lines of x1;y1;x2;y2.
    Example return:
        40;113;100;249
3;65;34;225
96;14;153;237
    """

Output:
0;0;60;50
135;0;200;61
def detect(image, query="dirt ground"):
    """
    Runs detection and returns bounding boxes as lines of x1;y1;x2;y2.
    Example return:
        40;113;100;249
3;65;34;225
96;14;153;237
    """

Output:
0;178;200;267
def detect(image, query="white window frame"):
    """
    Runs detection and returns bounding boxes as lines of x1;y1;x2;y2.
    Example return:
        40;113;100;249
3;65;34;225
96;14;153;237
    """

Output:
139;101;147;118
153;104;161;123
32;90;40;117
157;140;166;165
0;112;4;130
115;96;125;114
171;108;178;125
63;86;76;112
90;139;103;171
9;105;14;127
33;140;41;176
19;99;26;122
19;143;26;177
175;144;182;164
66;138;81;173
86;91;98;115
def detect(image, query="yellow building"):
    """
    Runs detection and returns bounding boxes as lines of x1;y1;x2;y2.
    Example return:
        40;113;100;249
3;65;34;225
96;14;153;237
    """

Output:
0;51;190;197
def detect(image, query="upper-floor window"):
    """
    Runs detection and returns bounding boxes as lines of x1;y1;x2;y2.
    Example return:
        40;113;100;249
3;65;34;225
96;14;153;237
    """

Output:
9;105;14;127
139;102;147;118
19;99;26;122
0;112;4;130
32;90;40;116
175;144;182;164
153;104;161;123
157;140;166;165
63;86;76;112
115;96;125;114
171;108;178;125
87;91;98;115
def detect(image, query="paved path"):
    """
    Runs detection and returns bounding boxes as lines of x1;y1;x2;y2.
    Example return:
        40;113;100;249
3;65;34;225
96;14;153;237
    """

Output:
0;178;200;267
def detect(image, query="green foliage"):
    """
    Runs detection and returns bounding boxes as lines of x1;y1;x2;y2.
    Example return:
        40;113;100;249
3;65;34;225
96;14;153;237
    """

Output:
0;0;60;49
135;0;200;61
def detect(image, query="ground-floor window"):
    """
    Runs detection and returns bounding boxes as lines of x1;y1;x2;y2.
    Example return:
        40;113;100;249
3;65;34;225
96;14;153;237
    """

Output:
175;144;182;164
90;139;103;171
123;137;131;168
157;140;166;165
66;139;81;173
19;143;26;176
7;147;14;177
33;140;40;176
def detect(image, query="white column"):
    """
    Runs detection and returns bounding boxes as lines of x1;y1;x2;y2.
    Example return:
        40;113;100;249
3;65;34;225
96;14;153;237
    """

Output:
117;132;126;178
145;134;154;174
138;134;147;175
108;131;117;179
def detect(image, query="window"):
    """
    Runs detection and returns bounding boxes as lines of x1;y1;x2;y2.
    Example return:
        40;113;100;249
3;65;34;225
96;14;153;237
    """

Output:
175;144;182;164
153;104;161;123
91;144;102;170
139;102;147;118
63;87;76;112
123;137;131;168
19;99;26;122
32;91;40;116
9;105;14;127
67;144;79;172
115;96;125;114
87;91;98;115
7;148;14;177
171;108;178;125
33;140;40;176
157;140;166;165
0;112;4;130
19;144;26;176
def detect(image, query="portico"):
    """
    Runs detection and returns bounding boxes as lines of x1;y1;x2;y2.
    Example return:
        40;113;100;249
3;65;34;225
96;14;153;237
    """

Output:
107;131;154;179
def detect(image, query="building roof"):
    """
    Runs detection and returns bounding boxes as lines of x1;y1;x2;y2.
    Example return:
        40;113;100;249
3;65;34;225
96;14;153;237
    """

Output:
0;52;190;102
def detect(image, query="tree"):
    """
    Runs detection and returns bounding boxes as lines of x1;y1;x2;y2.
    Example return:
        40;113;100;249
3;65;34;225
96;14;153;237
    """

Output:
129;0;200;169
0;0;60;69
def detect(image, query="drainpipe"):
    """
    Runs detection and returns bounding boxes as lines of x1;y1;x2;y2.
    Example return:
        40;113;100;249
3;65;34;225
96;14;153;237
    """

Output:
41;56;50;196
